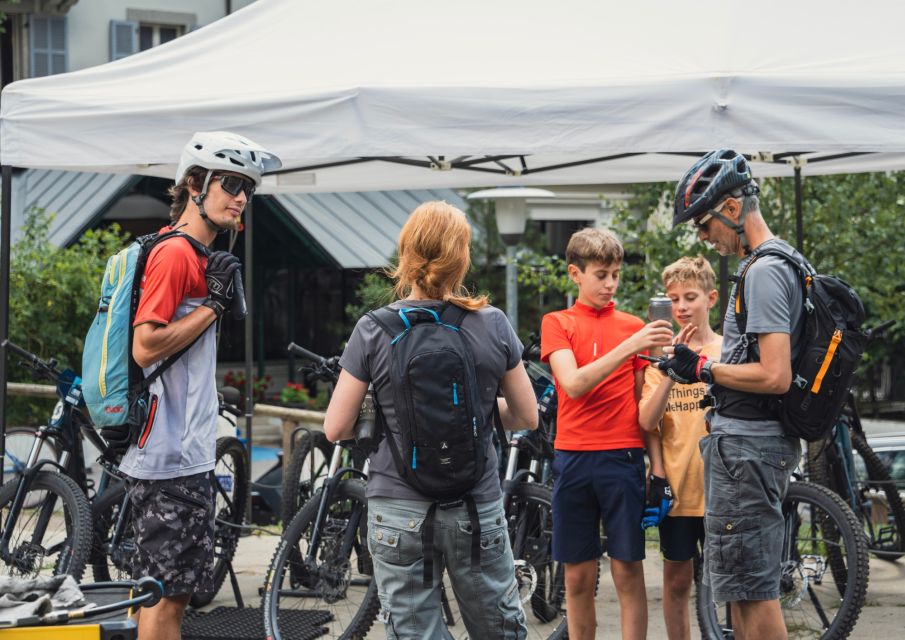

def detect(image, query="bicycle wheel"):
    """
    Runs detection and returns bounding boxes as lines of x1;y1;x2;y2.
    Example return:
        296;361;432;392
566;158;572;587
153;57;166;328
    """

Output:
696;481;869;640
2;429;60;507
0;470;92;581
263;478;379;640
190;436;248;607
436;481;568;640
851;430;905;560
89;482;133;582
281;430;334;526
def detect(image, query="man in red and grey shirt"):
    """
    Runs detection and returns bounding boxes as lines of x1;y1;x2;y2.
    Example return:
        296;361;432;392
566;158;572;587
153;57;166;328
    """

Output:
121;131;280;640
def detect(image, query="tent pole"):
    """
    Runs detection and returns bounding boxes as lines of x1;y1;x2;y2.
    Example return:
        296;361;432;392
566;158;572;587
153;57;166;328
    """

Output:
794;165;804;252
718;255;729;324
244;197;254;522
0;165;12;477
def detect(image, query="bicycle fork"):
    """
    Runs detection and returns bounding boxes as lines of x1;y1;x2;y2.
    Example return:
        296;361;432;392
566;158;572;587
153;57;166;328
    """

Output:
305;443;370;569
0;433;63;568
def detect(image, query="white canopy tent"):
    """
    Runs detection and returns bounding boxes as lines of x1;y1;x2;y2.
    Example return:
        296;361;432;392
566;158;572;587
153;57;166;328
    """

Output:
3;0;905;443
3;0;905;187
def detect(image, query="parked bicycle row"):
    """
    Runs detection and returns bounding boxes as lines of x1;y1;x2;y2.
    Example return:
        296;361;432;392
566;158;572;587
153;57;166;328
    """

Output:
1;142;900;640
2;328;890;639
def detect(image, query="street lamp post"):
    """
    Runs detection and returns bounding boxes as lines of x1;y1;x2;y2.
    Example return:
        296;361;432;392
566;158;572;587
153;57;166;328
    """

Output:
467;187;555;329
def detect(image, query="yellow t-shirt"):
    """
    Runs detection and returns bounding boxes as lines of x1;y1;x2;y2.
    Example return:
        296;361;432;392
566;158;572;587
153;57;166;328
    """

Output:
639;338;722;517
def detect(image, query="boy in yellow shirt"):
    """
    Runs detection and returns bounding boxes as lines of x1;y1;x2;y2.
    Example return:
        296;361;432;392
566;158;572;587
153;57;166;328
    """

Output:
639;256;721;640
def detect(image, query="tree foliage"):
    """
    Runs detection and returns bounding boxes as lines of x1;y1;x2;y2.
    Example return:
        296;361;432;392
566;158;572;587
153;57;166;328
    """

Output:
6;209;129;423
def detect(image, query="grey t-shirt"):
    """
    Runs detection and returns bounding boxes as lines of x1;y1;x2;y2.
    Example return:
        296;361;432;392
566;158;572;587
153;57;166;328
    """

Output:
339;300;523;501
711;238;804;437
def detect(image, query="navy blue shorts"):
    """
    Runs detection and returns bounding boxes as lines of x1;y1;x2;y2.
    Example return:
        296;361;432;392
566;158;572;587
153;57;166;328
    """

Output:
551;448;645;563
659;516;704;562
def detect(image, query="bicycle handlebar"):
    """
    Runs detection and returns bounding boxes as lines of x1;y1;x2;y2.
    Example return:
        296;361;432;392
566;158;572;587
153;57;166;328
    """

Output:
522;332;541;362
1;339;62;382
287;342;340;382
288;342;328;365
866;319;896;343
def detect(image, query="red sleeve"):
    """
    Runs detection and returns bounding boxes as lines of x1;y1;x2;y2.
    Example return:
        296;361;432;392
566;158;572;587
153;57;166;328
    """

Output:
134;240;205;326
630;314;649;371
540;312;571;363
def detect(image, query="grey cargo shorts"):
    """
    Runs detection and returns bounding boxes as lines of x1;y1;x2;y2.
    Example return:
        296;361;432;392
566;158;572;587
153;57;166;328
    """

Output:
700;433;800;603
128;472;216;597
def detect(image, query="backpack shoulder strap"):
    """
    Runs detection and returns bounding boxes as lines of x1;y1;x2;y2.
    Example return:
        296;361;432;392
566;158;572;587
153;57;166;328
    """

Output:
130;231;212;393
438;301;468;328
733;246;811;335
367;306;404;339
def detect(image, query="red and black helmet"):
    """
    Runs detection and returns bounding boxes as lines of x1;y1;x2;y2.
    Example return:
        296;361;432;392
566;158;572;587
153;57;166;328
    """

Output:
673;149;759;227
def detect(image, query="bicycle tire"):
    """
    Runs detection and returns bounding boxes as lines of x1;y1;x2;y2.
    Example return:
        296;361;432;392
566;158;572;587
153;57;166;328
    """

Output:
696;481;869;640
0;470;92;581
190;436;249;608
2;428;60;506
263;478;379;640
89;482;132;582
851;430;905;560
280;430;334;526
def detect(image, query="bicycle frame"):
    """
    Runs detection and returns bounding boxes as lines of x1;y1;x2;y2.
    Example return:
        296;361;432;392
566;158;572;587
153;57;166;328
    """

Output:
304;441;369;569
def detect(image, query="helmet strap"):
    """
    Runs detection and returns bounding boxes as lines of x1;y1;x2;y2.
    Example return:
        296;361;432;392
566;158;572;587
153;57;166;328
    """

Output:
710;207;752;255
193;170;230;235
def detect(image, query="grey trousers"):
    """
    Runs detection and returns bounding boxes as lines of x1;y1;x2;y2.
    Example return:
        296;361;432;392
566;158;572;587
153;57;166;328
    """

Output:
367;496;527;639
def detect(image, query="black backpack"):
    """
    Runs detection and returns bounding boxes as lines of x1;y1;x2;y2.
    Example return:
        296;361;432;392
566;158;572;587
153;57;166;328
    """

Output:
368;302;486;587
368;303;485;500
730;246;867;442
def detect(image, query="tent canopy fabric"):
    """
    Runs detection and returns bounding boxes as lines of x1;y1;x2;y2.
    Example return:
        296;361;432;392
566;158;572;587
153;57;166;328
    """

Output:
3;0;905;190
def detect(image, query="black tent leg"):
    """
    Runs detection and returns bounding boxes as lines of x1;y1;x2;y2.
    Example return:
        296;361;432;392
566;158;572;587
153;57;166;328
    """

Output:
794;165;804;252
1;165;13;478
244;198;254;524
719;255;729;323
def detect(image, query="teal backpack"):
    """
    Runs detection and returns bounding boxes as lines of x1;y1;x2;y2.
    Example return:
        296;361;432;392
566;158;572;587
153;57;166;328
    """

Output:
82;229;206;452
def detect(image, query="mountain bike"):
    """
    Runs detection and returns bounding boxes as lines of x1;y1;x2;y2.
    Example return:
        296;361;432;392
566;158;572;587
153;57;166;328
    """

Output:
0;340;95;580
89;393;248;607
696;479;869;640
807;320;905;561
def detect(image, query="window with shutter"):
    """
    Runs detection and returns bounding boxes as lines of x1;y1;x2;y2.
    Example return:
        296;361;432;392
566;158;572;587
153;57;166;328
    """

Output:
29;15;67;78
109;20;138;61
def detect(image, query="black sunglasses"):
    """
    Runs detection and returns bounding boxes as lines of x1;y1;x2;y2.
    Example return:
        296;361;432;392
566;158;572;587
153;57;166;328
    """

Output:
215;173;256;198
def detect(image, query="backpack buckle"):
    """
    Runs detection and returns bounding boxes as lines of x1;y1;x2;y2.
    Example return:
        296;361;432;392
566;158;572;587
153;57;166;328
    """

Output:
793;374;809;389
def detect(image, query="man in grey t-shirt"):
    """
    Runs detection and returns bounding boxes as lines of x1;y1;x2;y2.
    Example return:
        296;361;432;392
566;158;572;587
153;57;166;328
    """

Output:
659;149;802;639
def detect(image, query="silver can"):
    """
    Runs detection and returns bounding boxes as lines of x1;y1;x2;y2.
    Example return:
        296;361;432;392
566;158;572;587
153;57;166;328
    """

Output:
648;294;673;322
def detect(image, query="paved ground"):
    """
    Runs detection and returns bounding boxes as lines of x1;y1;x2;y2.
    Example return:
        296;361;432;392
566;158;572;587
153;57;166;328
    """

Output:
199;526;905;638
189;440;905;637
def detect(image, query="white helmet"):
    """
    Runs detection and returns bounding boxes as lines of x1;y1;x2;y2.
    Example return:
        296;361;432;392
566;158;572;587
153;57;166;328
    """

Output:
175;131;282;187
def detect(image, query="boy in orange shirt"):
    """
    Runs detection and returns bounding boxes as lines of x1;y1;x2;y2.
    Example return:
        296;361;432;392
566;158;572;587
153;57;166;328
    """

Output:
639;256;721;640
541;228;673;640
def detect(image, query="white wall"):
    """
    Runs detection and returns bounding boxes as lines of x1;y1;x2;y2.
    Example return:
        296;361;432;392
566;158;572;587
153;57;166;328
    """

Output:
65;0;256;72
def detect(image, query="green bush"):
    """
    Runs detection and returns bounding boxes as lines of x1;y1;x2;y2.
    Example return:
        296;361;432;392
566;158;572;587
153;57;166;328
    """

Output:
6;208;129;425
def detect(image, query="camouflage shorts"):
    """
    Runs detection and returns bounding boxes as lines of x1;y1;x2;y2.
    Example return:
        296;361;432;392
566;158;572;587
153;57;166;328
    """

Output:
128;472;215;597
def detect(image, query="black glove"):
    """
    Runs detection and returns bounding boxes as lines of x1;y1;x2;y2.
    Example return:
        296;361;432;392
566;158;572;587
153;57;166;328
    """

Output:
203;251;241;317
641;475;674;530
658;343;708;384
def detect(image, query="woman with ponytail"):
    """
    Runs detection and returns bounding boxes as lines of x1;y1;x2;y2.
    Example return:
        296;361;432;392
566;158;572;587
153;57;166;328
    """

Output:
325;201;538;638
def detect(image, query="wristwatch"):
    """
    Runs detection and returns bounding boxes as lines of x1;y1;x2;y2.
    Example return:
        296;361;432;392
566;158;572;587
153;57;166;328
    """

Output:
699;359;715;384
